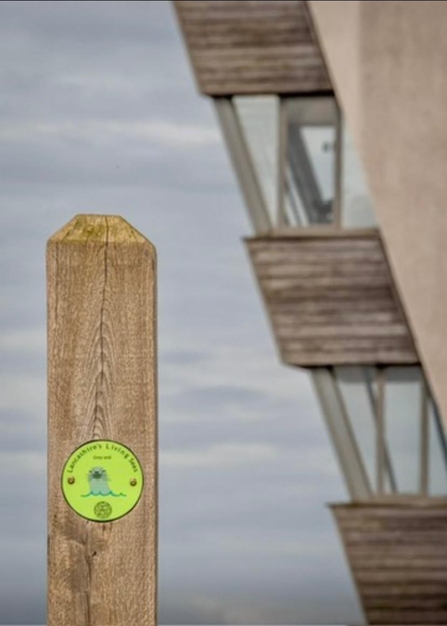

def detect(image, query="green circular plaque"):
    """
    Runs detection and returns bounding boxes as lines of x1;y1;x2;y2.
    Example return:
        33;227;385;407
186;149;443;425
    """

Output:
61;440;144;522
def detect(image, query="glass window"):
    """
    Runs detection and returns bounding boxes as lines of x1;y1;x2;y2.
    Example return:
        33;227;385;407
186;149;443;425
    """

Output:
334;366;377;489
341;120;376;228
233;95;279;225
285;97;337;226
384;367;422;494
429;399;447;495
331;365;447;498
315;365;447;500
232;96;341;229
224;96;389;232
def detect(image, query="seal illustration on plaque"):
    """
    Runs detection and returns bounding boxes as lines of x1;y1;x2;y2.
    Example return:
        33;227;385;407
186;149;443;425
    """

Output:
83;467;126;498
61;440;144;522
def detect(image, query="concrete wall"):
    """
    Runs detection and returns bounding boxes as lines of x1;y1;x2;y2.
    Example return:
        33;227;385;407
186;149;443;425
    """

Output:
308;1;447;425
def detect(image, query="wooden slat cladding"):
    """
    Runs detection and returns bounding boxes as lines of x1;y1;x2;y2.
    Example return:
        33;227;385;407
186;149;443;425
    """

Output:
246;233;418;366
333;503;447;625
174;1;332;95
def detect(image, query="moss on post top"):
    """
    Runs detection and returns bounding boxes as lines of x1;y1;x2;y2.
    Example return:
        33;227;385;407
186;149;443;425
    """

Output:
48;214;152;247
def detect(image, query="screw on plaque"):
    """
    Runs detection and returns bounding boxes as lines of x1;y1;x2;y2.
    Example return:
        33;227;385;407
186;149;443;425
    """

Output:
130;478;137;487
67;476;75;485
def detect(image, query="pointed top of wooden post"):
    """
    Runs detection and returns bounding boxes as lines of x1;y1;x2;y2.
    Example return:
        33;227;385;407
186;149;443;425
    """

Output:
49;214;153;247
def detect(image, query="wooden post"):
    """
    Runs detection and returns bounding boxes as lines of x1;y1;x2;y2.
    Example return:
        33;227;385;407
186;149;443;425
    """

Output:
47;215;157;626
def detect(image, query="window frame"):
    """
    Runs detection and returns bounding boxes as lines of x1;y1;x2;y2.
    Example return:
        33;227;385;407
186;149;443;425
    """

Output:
316;365;447;501
279;95;342;229
215;91;382;235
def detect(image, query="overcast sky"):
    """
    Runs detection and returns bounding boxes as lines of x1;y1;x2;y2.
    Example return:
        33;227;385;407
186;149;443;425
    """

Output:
0;2;362;624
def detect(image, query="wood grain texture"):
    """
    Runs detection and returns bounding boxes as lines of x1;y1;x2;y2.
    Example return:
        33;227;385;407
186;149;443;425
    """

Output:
174;0;332;95
47;215;157;626
332;502;447;624
246;233;419;366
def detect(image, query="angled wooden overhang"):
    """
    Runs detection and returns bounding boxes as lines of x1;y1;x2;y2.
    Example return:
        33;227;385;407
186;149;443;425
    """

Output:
174;0;332;95
332;501;447;625
246;229;419;367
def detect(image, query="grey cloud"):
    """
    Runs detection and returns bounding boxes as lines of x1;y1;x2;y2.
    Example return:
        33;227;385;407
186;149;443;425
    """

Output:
0;541;45;624
0;350;45;376
0;408;45;453
160;349;212;366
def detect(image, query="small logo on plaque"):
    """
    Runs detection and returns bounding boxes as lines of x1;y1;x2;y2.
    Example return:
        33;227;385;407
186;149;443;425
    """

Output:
61;440;144;522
